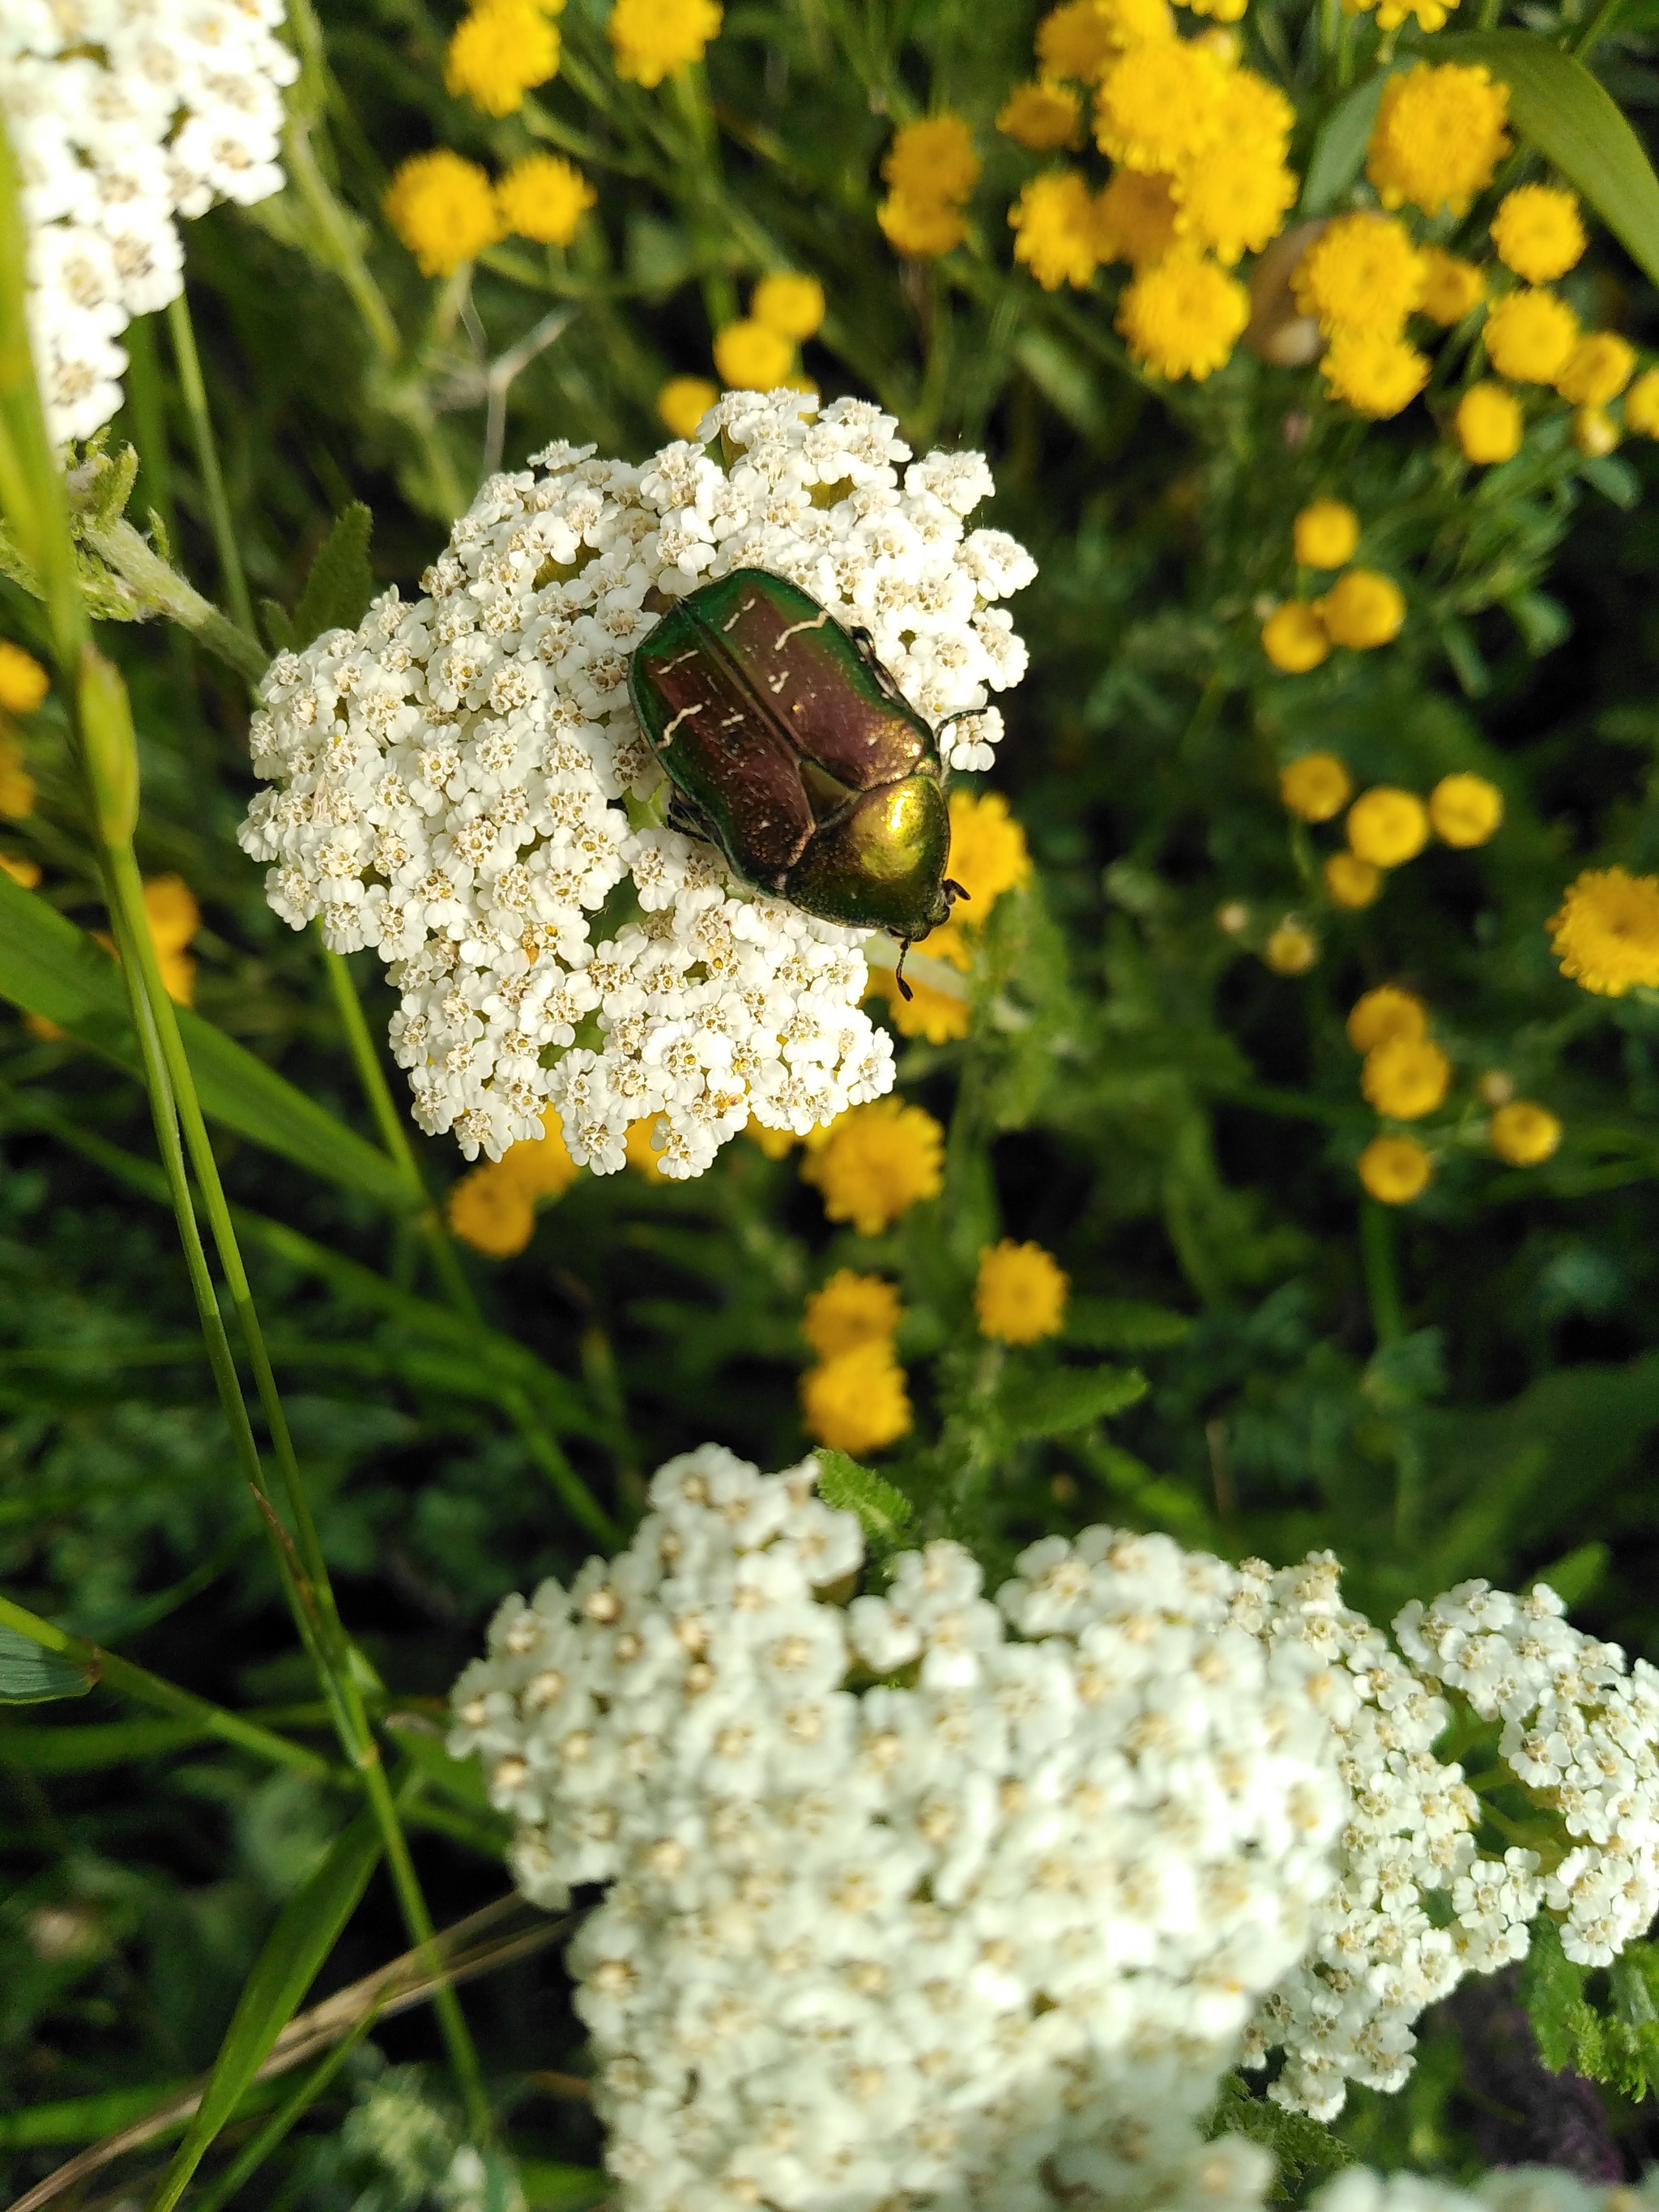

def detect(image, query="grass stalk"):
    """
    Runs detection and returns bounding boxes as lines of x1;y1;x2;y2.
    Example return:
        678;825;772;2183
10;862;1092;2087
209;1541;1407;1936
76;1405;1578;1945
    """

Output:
165;290;256;638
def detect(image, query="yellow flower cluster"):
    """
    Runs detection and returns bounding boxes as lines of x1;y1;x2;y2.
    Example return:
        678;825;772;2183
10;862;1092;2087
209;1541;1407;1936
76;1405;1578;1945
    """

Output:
975;1241;1068;1343
1550;867;1659;997
710;274;826;399
799;1271;912;1455
1348;987;1440;1202
800;1100;945;1235
608;0;723;86
1293;212;1430;419
868;791;1032;1043
386;149;595;275
879;116;981;259
1277;747;1503;913
447;1114;581;1257
446;0;563;117
1264;503;1408;678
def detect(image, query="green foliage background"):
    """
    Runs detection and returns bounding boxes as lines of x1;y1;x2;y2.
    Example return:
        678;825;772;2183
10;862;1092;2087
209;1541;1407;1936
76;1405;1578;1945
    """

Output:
11;0;1659;2201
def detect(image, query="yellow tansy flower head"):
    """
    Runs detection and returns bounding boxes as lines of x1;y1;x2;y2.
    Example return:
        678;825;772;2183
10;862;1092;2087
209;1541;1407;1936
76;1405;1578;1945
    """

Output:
868;967;973;1043
1358;1134;1432;1204
1320;330;1430;420
1483;288;1578;385
1264;920;1319;974
1093;168;1179;266
1549;866;1659;996
448;1166;537;1258
625;1116;671;1181
446;0;561;116
1491;185;1585;283
1036;0;1125;83
751;274;825;340
1363;1035;1452;1119
1262;603;1329;674
883;115;981;204
0;642;49;716
497;153;595;246
658;375;718;440
1173;144;1297;267
1293;213;1423;338
1430;772;1503;848
1294;500;1359;570
976;1239;1069;1344
500;1113;582;1200
1456;381;1523;465
1280;751;1350;820
1347;985;1427;1054
1118;252;1248;381
1348;787;1430;867
385;150;503;276
1490;1101;1561;1166
997;82;1083;150
800;1340;913;1455
945;789;1033;914
879;194;968;259
608;0;722;85
1572;405;1620;458
1557;333;1636;407
0;738;34;820
1368;63;1510;219
1102;0;1180;45
1418;247;1486;326
714;319;794;390
1325;852;1382;909
804;1269;903;1358
1011;171;1101;291
141;874;201;1006
1625;368;1659;437
801;1100;945;1235
1094;40;1226;174
1320;569;1405;650
1215;68;1294;158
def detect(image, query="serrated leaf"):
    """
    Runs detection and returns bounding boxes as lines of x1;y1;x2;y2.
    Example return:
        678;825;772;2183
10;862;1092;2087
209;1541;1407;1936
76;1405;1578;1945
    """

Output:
0;1622;96;1703
1300;70;1392;213
1523;1912;1595;2073
149;1812;382;2212
292;503;373;648
814;1449;912;1550
1207;2072;1354;2186
260;596;296;653
1442;31;1659;290
995;1363;1147;1439
1066;1297;1191;1351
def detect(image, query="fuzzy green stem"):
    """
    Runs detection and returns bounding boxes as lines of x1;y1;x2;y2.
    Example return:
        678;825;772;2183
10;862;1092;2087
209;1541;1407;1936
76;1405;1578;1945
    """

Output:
165;291;255;638
1361;1195;1405;1348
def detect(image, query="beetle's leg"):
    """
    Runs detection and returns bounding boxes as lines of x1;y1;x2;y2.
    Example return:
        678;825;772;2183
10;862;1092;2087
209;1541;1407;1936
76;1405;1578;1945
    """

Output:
893;940;915;1002
665;793;714;841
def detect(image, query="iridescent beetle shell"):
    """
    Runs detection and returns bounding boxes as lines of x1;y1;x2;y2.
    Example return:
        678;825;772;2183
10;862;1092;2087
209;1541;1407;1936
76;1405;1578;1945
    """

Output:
628;568;960;953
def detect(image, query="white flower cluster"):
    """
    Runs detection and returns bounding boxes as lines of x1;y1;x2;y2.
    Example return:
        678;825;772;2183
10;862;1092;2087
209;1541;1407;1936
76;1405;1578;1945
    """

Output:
1315;2165;1659;2212
240;392;1036;1170
1234;1554;1542;2122
2;0;296;444
1399;1579;1659;1967
449;1455;1345;2212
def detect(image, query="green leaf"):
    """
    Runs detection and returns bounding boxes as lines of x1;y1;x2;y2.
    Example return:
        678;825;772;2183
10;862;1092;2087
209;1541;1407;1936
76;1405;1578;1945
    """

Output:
292;503;373;647
1533;1541;1609;1609
1300;71;1392;213
0;1622;96;1703
1523;1912;1597;2073
0;869;412;1213
260;596;296;654
0;1716;204;1765
149;1811;382;2212
995;1362;1147;1439
1065;1296;1191;1351
0;2081;193;2150
814;1449;913;1551
1207;2072;1354;2186
516;2159;612;2211
1442;31;1659;290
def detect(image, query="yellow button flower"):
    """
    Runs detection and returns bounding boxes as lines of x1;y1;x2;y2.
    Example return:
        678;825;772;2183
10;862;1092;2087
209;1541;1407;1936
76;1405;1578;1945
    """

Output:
804;1270;903;1358
1626;368;1659;437
1557;333;1636;407
1363;1035;1452;1119
997;82;1083;149
1320;329;1430;419
871;970;972;1043
1358;1134;1432;1204
1095;40;1226;173
1278;752;1350;823
1572;405;1620;457
924;788;1034;972
1294;500;1359;570
1172;145;1297;267
1037;0;1128;82
975;1239;1069;1344
878;192;969;258
608;0;722;85
800;1340;913;1455
1418;247;1485;326
1549;866;1659;995
497;153;595;246
752;274;825;340
1118;253;1248;381
1324;852;1382;909
801;1101;945;1234
657;375;718;440
1348;787;1429;866
1320;569;1405;650
1093;168;1179;266
1264;920;1319;974
714;319;794;390
1490;1101;1561;1166
1484;288;1579;385
1429;772;1503;848
883;114;981;203
446;0;561;115
0;737;34;819
1456;381;1523;464
448;1168;537;1257
1347;985;1427;1054
1491;185;1585;283
0;641;49;716
1367;63;1511;219
1262;603;1329;673
385;151;504;276
1011;171;1102;291
1293;212;1423;336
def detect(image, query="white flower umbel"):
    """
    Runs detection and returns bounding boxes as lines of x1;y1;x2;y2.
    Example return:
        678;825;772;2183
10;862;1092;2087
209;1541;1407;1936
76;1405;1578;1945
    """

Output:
1315;2167;1655;2212
2;2;296;444
449;1466;1344;2212
241;394;1036;1170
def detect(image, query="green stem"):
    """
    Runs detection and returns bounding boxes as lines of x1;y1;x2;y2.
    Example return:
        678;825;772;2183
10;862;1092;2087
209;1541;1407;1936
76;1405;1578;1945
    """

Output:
1362;1194;1405;1347
71;494;266;683
1570;0;1623;51
0;1593;334;1780
165;292;255;638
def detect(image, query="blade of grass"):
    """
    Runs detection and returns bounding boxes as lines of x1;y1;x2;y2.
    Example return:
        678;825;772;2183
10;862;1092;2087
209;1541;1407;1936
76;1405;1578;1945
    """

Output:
187;2004;381;2212
164;291;254;638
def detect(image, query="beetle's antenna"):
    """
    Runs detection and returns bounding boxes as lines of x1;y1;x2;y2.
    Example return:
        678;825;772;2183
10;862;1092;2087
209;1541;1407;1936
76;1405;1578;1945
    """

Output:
944;877;970;907
893;940;915;1001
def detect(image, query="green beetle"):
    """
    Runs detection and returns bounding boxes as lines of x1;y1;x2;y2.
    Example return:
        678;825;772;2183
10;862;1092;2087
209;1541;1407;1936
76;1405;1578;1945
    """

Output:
628;567;967;991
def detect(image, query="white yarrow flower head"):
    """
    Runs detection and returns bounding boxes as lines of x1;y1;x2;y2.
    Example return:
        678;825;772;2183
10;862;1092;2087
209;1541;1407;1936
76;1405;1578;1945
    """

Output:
449;1461;1344;2212
241;394;1037;1170
2;0;297;445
